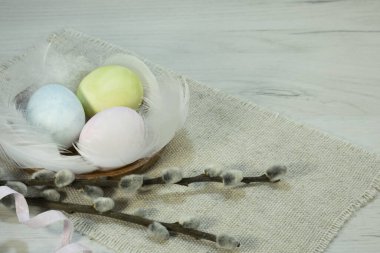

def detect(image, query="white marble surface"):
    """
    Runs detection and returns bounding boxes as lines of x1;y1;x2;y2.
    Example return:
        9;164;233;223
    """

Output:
0;0;380;252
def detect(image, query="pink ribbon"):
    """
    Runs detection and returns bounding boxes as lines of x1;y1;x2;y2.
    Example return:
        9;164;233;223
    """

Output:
0;186;92;253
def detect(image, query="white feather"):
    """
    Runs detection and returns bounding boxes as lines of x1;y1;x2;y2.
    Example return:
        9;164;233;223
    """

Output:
141;72;189;158
0;104;97;173
104;54;189;158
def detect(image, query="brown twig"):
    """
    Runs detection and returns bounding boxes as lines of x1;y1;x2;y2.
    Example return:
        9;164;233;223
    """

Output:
0;174;271;188
26;198;220;244
144;174;271;186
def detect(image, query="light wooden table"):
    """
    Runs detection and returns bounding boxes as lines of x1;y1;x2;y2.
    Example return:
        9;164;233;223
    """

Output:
0;1;379;252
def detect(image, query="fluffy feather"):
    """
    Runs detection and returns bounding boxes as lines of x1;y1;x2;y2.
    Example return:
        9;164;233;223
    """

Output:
0;104;97;173
141;71;189;158
105;54;189;158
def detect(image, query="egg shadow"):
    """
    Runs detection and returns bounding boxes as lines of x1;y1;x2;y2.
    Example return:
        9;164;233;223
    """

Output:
13;85;37;110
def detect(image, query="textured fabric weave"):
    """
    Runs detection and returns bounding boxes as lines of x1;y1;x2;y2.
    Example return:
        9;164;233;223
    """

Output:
1;30;379;253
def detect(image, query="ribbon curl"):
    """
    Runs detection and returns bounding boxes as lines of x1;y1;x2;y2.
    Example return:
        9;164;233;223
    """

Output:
0;186;91;253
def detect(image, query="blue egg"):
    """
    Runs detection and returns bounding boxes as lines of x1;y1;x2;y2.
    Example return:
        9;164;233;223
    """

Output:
26;84;86;148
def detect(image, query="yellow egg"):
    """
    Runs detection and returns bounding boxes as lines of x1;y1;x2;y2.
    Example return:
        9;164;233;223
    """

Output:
77;65;144;117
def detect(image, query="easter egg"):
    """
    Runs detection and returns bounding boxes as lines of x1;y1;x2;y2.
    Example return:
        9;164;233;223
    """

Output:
26;84;86;148
77;107;145;169
77;65;144;117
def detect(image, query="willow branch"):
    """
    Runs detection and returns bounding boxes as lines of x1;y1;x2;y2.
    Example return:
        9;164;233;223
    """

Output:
144;174;271;186
26;198;218;243
0;174;271;188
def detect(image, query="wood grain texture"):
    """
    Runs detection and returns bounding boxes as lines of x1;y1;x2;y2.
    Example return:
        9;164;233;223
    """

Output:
0;0;379;252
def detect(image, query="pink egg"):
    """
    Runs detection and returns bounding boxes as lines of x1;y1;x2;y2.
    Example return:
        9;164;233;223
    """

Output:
77;107;145;169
